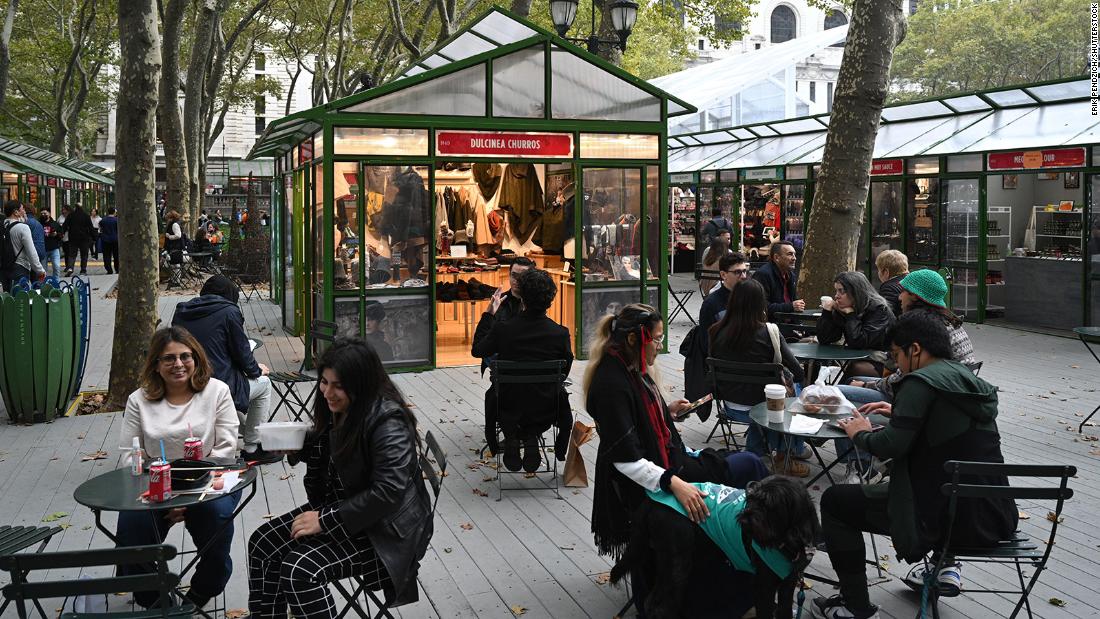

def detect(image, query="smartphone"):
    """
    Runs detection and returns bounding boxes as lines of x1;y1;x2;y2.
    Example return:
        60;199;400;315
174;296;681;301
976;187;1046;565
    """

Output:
828;418;885;432
674;394;714;420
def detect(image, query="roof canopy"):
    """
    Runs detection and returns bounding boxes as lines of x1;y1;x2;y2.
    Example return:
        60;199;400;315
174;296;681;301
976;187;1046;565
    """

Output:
668;78;1097;172
249;7;695;160
0;138;114;185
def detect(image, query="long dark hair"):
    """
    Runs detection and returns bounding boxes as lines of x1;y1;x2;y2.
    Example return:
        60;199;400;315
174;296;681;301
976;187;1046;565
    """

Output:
905;297;963;328
710;279;768;352
312;338;417;458
834;271;888;315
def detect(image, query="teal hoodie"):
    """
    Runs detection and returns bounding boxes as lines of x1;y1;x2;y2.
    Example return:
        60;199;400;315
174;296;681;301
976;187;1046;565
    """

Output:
854;360;1017;562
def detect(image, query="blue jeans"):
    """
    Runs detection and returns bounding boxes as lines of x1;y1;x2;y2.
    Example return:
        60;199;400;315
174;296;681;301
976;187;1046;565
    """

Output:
722;402;805;456
116;491;242;606
836;379;888;464
45;248;61;279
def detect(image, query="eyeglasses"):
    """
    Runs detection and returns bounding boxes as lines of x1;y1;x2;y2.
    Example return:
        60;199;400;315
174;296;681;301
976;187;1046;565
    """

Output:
159;352;194;365
649;335;665;347
723;268;751;278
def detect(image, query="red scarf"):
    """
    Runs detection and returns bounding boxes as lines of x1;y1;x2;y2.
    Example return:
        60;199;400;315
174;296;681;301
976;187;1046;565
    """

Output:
610;345;671;467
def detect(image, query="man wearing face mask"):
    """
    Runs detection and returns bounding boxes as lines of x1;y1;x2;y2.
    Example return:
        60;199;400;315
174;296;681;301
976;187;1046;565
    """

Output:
811;311;1017;619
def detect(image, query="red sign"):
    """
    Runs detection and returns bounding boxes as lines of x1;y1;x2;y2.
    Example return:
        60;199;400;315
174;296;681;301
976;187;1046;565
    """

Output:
298;138;313;164
26;174;38;185
62;180;72;189
46;177;57;187
987;147;1085;170
436;131;573;158
870;159;903;175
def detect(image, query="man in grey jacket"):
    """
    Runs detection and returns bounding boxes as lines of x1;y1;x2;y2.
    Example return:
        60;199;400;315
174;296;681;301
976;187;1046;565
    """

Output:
2;200;45;292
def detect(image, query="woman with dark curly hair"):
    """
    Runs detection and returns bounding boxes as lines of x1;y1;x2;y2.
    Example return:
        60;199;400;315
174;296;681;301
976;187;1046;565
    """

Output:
472;268;573;472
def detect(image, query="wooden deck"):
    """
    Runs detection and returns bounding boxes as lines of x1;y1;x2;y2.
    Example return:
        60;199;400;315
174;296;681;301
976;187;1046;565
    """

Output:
0;272;1096;618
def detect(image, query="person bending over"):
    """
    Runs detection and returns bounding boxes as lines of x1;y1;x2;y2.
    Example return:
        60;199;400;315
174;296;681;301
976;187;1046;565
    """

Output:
812;312;1017;619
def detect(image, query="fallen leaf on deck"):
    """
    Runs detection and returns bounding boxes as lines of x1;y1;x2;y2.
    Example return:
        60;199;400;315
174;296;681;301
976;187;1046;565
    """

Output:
510;605;527;616
226;609;250;618
1045;511;1064;524
524;472;537;478
261;514;276;519
82;525;91;530
279;473;295;480
81;450;108;461
1071;365;1080;369
443;547;453;553
77;434;85;439
472;488;488;497
50;457;59;461
460;522;474;531
1048;598;1067;607
466;463;481;470
595;572;611;585
482;476;497;482
59;524;71;530
41;512;68;522
559;545;574;551
1018;511;1030;520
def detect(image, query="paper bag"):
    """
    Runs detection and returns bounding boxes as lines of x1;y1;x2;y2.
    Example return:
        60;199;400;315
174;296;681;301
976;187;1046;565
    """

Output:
563;421;594;487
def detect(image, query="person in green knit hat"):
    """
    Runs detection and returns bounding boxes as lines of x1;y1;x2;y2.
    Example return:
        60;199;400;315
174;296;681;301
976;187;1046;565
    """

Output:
812;311;1018;619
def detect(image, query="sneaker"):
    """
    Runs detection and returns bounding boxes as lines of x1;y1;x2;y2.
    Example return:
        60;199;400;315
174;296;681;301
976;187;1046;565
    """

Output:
771;453;810;478
241;446;284;465
502;438;522;472
521;437;541;473
811;595;880;619
793;444;814;461
903;562;962;597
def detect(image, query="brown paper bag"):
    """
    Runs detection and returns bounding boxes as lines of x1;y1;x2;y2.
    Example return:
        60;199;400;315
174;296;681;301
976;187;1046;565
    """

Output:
563;421;595;487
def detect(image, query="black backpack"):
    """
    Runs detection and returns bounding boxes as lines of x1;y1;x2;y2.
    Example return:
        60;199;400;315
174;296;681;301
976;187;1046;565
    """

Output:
1;220;25;271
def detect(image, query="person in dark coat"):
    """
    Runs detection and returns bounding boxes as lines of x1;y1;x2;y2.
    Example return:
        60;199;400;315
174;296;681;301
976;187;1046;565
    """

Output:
700;206;734;248
817;271;896;378
61;203;95;276
364;302;394;362
247;339;433;616
472;268;572;473
171;275;279;464
38;209;63;278
875;249;909;317
99;208;120;274
752;240;805;319
813;312;1017;619
697;252;750;346
471;257;533;378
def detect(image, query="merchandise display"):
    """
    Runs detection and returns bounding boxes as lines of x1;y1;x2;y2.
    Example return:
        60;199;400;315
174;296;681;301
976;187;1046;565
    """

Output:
907;177;938;264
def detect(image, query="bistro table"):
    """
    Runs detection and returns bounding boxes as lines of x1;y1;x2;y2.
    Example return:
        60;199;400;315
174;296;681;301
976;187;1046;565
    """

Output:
748;398;850;487
74;463;258;617
1075;327;1100;432
788;342;872;384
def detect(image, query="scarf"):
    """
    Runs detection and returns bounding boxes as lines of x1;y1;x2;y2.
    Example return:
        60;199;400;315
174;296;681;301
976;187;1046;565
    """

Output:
609;348;671;468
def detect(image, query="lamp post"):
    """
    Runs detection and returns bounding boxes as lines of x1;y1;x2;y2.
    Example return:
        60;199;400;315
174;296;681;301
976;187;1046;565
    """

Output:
549;0;638;54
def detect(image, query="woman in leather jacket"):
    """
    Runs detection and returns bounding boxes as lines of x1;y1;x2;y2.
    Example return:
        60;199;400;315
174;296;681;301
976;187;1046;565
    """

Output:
247;338;433;618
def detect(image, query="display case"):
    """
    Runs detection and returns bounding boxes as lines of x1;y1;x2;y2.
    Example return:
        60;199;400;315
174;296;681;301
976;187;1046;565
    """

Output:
907;177;939;264
984;206;1011;316
944;179;985;318
1033;205;1084;260
671;186;697;249
783;185;805;253
741;183;779;260
870;181;902;284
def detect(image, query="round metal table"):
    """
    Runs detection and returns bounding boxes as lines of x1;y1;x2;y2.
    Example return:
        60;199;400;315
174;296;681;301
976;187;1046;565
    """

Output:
1074;327;1100;432
788;343;872;384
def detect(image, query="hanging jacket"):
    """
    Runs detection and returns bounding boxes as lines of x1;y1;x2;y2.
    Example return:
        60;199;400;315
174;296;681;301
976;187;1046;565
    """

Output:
381;170;428;243
497;163;544;241
472;163;501;200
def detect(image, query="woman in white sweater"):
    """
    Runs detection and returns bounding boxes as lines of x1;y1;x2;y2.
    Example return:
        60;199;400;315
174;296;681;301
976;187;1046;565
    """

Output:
117;327;240;610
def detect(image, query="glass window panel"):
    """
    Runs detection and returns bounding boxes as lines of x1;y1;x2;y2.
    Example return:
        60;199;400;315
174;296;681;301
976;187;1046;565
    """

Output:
907;157;940;175
731;128;756;139
671;184;697;253
334;297;360;339
420;55;447;69
646;165;659;280
581;287;642;355
700;171;718;183
583;168;643;281
786;165;808;180
949;154;983;172
719;170;739;183
943;179;980;319
870;181;902;285
283;174;296;330
770;5;796;43
314;130;325;159
1028;81;1089;102
366;296;432;367
344;65;485;116
941;95;989;112
362;165;430;289
333;162;360;292
551;48;661;121
907;177;940;264
741;183;779;259
580;134;659;159
334;127;429;156
313;164;324;286
782;184;805;255
694;132;733;144
770;118;826;134
881;101;951;122
961;104;1089;153
493;47;545;118
471;11;537;45
1090;175;1100;326
985;89;1035;106
405;65;426;77
439;32;496;62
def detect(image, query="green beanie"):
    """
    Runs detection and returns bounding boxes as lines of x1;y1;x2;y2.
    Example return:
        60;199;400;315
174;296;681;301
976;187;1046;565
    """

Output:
899;269;948;309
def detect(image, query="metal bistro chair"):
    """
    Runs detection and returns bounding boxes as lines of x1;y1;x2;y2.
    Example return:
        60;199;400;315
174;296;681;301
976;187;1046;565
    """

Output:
491;359;568;501
917;461;1076;619
0;544;190;619
268;319;337;423
332;431;447;619
704;357;784;450
160;251;186;290
0;525;65;617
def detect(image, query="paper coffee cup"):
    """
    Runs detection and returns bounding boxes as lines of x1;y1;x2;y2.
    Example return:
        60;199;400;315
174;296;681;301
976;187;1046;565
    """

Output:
820;296;833;310
764;384;786;424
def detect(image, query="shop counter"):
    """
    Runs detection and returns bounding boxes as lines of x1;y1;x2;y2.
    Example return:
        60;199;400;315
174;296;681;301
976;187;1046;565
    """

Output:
1004;257;1083;330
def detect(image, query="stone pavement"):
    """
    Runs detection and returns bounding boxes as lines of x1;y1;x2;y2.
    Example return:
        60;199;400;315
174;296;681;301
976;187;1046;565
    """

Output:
0;271;1096;618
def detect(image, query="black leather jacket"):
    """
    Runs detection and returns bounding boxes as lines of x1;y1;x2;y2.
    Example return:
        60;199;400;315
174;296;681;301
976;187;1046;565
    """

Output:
292;398;433;606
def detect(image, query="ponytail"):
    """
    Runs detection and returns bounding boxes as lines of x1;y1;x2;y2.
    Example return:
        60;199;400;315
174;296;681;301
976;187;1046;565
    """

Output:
582;303;662;399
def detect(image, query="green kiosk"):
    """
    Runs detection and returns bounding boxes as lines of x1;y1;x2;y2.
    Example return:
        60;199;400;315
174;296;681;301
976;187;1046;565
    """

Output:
248;7;695;370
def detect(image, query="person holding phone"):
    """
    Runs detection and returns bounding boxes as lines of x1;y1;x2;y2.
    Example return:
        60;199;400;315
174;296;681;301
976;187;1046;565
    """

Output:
812;312;1017;619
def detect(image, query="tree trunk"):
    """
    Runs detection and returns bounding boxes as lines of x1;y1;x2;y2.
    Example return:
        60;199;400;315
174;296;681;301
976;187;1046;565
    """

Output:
158;0;189;233
183;0;219;227
797;0;906;300
0;0;18;110
509;0;532;17
108;0;161;410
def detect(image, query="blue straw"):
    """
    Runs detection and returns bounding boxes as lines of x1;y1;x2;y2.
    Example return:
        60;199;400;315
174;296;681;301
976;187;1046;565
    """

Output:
159;439;166;464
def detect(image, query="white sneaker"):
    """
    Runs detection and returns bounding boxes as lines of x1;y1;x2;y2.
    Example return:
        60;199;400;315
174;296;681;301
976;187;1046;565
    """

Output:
811;595;880;619
904;562;962;597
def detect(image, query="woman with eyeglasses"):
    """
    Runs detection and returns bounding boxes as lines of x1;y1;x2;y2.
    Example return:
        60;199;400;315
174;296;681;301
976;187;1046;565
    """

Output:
817;271;896;379
117;327;240;610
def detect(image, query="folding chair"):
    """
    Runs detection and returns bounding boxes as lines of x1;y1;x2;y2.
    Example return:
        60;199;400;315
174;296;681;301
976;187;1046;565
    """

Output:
667;288;697;326
0;544;191;619
704;357;783;450
268;319;337;422
490;360;568;501
0;525;64;616
161;252;185;290
918;461;1076;619
332;431;447;619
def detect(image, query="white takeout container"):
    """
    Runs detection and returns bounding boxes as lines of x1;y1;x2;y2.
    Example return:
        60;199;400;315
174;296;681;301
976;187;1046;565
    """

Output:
257;422;310;451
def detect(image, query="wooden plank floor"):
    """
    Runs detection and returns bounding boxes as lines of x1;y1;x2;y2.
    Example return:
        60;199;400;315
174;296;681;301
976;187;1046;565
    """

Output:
0;272;1096;617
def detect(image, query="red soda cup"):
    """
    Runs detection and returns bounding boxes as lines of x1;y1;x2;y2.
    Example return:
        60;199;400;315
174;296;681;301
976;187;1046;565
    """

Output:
183;437;203;460
148;460;173;502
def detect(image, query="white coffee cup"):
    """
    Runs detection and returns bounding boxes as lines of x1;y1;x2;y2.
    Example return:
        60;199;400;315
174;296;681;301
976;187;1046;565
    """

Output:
764;384;786;424
821;296;834;311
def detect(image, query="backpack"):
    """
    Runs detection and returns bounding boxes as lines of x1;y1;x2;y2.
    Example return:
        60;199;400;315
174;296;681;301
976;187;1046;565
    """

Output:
1;220;25;271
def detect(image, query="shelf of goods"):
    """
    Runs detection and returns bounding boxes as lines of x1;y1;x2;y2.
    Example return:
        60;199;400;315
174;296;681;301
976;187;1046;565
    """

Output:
1032;206;1083;261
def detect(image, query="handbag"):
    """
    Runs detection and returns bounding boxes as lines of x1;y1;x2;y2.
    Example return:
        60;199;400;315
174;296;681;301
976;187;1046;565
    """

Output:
766;322;797;396
563;421;594;487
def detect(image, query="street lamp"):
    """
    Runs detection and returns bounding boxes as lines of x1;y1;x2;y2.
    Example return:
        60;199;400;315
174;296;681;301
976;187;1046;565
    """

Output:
549;0;638;54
